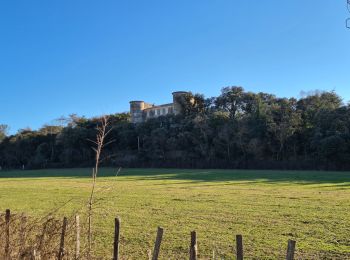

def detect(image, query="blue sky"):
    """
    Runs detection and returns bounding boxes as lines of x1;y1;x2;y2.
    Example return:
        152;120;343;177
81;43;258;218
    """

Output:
1;1;349;134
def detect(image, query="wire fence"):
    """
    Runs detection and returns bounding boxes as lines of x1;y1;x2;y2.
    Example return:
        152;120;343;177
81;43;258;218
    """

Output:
1;209;297;260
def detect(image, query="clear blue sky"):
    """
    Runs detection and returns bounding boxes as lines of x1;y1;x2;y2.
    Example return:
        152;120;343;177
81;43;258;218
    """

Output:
1;1;349;134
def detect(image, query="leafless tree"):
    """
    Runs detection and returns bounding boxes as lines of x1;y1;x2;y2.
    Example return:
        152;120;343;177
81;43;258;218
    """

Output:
87;116;113;258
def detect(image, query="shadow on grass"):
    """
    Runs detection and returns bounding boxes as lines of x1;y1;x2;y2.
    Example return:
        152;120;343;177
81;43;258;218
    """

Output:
0;168;349;186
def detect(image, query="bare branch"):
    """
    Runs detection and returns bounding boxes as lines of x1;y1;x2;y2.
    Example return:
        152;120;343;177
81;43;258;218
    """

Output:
87;115;113;258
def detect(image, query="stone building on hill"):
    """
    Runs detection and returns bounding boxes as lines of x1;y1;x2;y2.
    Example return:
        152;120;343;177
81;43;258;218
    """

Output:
129;91;188;123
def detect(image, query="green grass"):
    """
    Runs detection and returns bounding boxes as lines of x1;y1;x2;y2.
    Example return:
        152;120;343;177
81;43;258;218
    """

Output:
0;168;349;259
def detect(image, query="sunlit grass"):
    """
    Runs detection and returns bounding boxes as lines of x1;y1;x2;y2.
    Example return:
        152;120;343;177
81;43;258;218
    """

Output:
0;168;349;259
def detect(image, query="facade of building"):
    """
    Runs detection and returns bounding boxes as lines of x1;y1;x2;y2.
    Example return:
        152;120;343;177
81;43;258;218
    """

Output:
129;91;188;123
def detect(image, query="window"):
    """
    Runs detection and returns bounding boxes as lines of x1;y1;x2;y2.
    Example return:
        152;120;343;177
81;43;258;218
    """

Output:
162;108;166;114
157;109;160;116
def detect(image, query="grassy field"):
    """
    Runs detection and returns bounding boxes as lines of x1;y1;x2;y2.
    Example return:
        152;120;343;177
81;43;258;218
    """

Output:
0;168;349;259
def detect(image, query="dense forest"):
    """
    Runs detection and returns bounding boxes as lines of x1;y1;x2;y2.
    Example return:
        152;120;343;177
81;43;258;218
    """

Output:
1;87;350;170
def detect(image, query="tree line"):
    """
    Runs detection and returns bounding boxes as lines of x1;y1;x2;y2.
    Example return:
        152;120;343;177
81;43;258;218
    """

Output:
1;87;350;170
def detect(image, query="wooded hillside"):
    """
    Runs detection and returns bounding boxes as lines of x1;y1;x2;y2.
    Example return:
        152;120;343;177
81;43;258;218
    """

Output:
1;87;349;170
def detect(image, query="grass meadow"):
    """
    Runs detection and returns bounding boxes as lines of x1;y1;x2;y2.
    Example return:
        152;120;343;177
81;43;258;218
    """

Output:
0;168;349;259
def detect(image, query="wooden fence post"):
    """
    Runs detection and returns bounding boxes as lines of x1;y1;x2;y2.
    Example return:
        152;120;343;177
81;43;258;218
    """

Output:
236;234;243;260
38;218;51;254
152;226;164;260
189;231;197;260
19;213;27;258
113;217;121;260
58;217;68;260
286;240;296;260
5;209;10;260
75;215;80;260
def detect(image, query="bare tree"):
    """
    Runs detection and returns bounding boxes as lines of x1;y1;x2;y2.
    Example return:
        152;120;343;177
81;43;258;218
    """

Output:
87;116;113;258
0;124;9;142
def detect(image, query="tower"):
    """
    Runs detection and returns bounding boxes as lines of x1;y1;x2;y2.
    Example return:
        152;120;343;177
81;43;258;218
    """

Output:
129;101;145;123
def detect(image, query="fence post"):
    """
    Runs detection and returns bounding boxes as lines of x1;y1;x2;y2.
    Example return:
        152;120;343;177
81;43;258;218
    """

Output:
236;234;243;260
38;218;51;254
5;209;10;260
152;226;164;260
75;215;80;260
189;231;197;260
113;217;121;260
58;217;68;260
286;240;296;260
19;213;27;257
